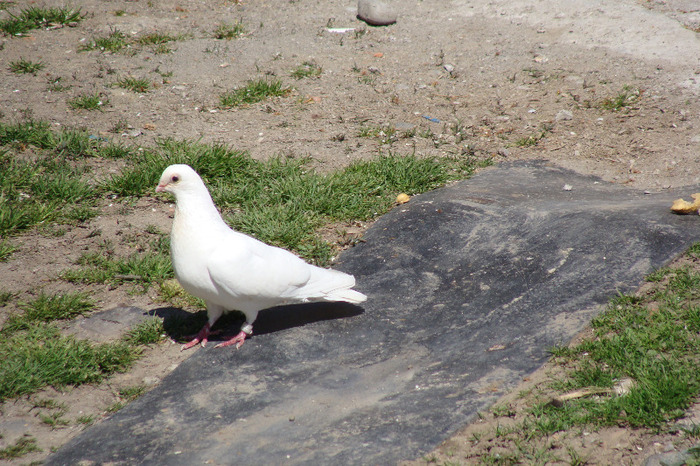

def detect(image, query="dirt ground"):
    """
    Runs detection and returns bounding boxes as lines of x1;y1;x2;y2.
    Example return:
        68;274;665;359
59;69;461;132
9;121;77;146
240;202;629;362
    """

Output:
1;0;699;463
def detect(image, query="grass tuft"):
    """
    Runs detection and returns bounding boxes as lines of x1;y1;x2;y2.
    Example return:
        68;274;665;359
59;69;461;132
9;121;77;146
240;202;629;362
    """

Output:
0;434;41;459
213;20;245;39
601;85;641;112
60;248;173;290
0;6;84;36
118;384;147;401
122;317;166;345
219;78;291;108
68;92;109;111
115;76;151;93
0;324;139;401
0;143;97;237
291;61;322;79
9;57;45;74
80;27;128;53
2;291;95;333
0;239;17;261
137;31;180;45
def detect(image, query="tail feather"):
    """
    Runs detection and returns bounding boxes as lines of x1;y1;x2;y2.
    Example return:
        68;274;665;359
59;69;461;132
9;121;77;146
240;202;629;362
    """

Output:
325;288;367;304
298;267;367;304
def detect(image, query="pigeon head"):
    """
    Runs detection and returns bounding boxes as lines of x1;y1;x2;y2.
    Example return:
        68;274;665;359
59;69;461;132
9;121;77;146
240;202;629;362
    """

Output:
156;164;204;196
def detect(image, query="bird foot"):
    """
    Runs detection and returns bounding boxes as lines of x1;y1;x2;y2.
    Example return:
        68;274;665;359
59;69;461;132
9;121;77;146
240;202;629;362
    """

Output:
214;330;249;349
181;323;221;351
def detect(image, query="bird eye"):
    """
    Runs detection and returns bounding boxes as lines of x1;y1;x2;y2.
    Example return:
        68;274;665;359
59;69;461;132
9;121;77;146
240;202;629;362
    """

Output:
171;175;179;183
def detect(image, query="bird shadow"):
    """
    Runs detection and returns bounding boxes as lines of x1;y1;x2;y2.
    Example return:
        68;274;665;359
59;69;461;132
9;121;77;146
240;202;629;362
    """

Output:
254;301;364;336
151;302;364;343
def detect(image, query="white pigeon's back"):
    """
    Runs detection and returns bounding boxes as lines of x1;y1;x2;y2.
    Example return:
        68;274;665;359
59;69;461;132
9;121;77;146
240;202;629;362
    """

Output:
203;227;367;311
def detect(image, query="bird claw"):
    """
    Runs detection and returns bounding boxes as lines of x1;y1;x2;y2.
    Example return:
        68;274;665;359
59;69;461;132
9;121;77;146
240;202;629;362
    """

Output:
181;323;217;351
214;330;248;349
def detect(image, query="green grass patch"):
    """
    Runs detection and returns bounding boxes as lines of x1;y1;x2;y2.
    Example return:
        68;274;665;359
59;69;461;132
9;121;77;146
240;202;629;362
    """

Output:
39;409;70;429
152;43;173;54
137;31;184;54
0;146;97;237
0;289;13;306
61;248;173;290
0;434;41;460
9;57;44;74
77;414;96;426
0;117;486;266
213;20;245;39
64;204;99;223
68;92;109;111
601;85;641;112
0;239;16;261
107;384;148;413
80;27;128;53
0;119;54;147
122;316;165;345
159;279;206;309
291;61;322;79
455;247;700;463
115;76;151;93
2;291;95;333
137;31;181;45
219;78;292;108
358;124;397;144
531;255;700;436
0;5;84;36
80;28;184;55
118;384;147;401
0;324;139;401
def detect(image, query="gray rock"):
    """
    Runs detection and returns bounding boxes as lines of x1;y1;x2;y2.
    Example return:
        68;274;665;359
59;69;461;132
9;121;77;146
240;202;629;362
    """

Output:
642;444;700;466
64;306;150;342
357;0;397;26
556;109;574;121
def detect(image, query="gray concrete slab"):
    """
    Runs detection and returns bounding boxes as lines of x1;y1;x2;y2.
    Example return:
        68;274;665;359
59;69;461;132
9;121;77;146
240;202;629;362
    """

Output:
47;161;699;465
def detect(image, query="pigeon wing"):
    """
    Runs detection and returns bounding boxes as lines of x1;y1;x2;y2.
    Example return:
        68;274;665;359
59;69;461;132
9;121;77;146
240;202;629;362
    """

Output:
205;233;314;310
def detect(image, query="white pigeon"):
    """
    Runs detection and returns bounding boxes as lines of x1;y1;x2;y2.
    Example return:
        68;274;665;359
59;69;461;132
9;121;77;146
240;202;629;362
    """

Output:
156;164;367;350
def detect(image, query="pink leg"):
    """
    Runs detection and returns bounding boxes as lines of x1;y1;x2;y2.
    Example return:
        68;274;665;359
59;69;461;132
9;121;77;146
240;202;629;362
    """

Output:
181;323;221;351
214;330;248;349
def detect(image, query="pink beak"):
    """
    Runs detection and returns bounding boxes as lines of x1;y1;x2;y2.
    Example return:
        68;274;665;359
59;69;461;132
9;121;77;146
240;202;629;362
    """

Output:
156;184;166;193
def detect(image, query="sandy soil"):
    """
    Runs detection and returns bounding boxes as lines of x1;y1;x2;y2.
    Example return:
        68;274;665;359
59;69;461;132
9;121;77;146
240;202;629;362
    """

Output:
1;0;699;463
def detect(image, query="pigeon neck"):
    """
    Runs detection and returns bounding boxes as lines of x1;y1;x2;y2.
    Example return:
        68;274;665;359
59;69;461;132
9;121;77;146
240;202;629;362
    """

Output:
175;189;225;225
